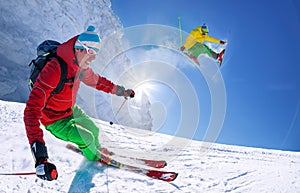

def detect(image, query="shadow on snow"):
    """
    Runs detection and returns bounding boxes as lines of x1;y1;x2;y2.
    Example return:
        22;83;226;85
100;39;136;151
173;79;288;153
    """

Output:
68;160;107;193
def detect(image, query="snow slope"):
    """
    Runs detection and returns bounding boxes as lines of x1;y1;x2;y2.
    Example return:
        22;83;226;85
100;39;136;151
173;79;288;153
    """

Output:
0;100;299;193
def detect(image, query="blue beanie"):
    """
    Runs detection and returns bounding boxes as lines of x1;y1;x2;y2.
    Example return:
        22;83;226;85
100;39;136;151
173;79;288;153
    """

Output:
74;26;101;52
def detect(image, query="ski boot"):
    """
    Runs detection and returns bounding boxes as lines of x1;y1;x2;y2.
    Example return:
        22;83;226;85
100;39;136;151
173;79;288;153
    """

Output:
98;153;123;168
99;147;114;156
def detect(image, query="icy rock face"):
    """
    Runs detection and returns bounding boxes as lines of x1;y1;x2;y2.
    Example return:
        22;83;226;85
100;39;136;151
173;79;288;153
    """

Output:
0;0;119;102
0;0;153;130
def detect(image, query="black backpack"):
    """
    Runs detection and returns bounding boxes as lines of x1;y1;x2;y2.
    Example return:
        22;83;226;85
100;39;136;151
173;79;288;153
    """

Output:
28;40;74;96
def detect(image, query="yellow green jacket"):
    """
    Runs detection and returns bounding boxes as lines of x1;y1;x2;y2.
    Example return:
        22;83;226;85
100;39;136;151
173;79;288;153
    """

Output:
183;26;222;50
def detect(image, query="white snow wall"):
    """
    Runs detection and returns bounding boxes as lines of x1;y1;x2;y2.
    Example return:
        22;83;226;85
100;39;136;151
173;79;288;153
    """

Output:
0;0;152;130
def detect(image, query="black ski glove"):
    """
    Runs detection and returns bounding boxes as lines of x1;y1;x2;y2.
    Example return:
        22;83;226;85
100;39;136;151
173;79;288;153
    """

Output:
35;160;58;181
31;141;58;181
125;89;135;98
115;86;135;98
220;40;226;45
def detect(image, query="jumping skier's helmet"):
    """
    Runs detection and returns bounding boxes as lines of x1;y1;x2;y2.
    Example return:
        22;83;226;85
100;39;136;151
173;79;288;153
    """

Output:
201;24;209;35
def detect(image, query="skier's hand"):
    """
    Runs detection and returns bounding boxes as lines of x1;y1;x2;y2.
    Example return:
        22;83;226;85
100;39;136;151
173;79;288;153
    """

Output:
31;141;58;181
180;46;185;52
124;89;135;98
220;40;226;45
35;160;58;181
115;86;135;98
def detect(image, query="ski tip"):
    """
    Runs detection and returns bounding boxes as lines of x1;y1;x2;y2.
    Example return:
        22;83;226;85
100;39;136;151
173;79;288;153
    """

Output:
163;161;167;168
221;49;226;55
66;143;77;150
66;144;71;148
165;172;178;182
172;172;179;182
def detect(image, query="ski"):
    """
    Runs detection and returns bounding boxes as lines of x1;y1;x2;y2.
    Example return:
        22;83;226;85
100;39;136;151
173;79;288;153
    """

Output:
66;144;178;182
217;49;225;66
66;144;167;169
123;165;178;182
180;49;201;66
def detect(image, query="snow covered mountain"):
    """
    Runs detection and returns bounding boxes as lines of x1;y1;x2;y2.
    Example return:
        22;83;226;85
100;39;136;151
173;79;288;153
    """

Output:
0;0;152;130
0;100;299;193
1;2;300;192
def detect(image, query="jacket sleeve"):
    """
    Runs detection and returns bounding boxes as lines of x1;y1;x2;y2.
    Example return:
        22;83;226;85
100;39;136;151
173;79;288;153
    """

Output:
24;59;61;145
204;35;222;44
80;68;117;94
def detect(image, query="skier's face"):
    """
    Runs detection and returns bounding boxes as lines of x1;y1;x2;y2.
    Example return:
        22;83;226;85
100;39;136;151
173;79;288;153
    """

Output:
75;49;97;69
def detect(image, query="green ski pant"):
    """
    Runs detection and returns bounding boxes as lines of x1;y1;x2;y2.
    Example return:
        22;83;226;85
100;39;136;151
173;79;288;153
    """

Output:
188;42;217;59
45;105;101;161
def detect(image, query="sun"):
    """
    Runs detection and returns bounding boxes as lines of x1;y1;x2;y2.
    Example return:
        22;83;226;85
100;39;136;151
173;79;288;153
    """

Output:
133;80;161;102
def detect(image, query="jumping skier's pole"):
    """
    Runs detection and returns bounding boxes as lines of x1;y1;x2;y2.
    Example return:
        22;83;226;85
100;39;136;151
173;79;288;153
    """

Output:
178;16;183;45
110;97;128;125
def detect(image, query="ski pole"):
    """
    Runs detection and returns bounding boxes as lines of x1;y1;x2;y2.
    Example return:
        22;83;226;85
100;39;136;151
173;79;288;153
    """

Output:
0;172;36;176
110;97;128;125
178;16;183;45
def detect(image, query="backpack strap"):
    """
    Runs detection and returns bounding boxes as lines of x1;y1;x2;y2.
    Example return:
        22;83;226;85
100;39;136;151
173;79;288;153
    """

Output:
50;56;75;96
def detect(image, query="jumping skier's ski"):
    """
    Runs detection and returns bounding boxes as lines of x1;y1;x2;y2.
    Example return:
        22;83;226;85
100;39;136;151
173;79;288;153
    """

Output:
180;50;201;66
180;48;226;66
66;144;167;169
66;144;178;182
217;49;225;66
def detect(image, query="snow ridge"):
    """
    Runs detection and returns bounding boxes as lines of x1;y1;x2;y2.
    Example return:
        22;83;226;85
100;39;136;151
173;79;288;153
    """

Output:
0;100;299;193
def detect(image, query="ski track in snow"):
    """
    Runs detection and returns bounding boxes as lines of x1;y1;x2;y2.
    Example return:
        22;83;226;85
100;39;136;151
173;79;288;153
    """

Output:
0;100;300;193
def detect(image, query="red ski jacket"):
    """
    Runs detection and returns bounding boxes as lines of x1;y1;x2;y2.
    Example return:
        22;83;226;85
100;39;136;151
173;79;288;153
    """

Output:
24;36;117;145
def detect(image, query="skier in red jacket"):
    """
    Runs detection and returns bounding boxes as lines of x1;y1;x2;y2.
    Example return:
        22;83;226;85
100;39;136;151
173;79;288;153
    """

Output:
24;26;135;181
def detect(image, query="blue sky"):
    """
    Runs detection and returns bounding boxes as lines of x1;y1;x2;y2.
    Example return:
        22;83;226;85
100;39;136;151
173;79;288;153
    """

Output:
110;0;300;151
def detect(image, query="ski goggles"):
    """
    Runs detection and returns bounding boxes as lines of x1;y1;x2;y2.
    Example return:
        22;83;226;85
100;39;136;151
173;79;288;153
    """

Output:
77;40;97;55
201;26;209;35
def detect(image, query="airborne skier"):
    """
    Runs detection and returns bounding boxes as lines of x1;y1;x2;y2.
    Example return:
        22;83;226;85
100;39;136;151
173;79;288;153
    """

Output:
180;24;226;65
